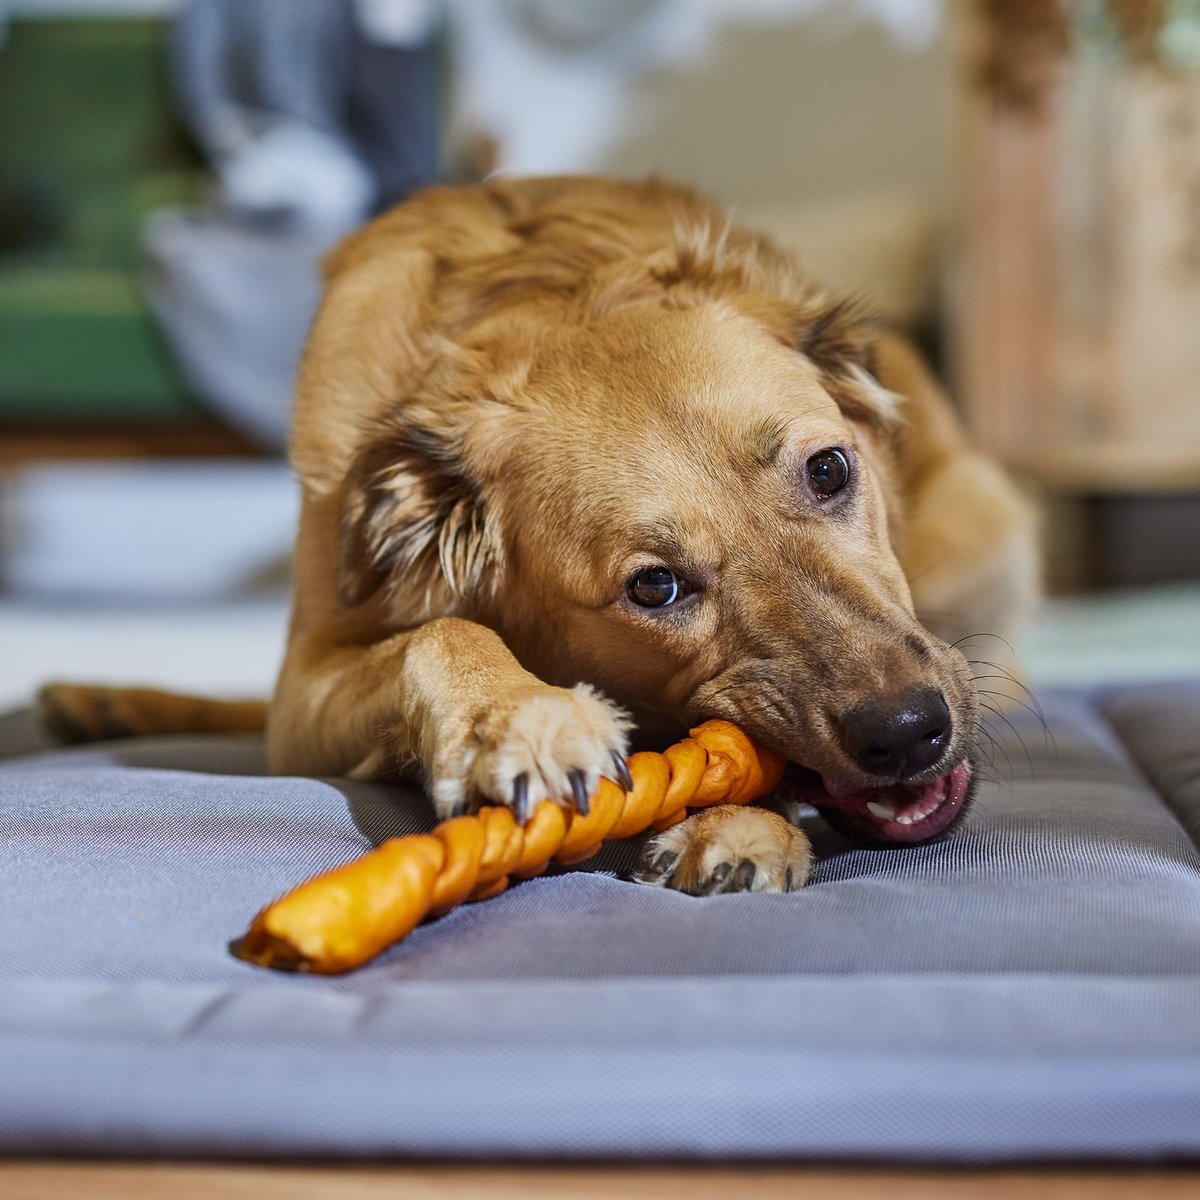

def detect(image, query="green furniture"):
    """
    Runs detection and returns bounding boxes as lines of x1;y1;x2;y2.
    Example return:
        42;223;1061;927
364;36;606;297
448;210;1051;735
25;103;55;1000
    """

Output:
0;17;209;424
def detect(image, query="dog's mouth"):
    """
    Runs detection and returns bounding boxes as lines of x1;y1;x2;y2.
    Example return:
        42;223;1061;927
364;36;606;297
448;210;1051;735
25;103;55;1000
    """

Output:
777;758;974;845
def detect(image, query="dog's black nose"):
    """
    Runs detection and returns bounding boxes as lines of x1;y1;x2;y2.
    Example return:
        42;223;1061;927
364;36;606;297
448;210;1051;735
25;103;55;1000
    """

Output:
836;687;951;780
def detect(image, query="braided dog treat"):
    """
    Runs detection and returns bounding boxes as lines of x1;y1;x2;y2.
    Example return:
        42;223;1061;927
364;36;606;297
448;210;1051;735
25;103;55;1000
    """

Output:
232;720;784;974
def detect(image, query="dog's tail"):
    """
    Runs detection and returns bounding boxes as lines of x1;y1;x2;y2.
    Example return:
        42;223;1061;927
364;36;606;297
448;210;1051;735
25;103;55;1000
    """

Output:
38;682;267;744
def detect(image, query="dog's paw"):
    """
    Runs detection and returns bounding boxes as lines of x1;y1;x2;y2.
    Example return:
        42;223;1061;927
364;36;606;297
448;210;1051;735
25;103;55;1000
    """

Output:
432;683;632;821
38;683;144;744
634;805;812;895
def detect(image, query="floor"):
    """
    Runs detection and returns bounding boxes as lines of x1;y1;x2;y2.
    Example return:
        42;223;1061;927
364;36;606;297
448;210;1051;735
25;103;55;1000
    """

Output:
0;591;290;711
3;583;1200;713
1022;582;1200;687
6;1162;1200;1200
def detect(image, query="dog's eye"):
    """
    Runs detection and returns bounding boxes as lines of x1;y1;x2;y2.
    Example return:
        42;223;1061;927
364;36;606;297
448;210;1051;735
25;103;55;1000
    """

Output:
627;566;684;608
806;448;851;500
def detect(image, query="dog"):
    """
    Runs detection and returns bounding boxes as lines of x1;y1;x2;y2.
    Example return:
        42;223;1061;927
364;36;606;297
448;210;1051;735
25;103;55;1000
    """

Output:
41;175;1038;895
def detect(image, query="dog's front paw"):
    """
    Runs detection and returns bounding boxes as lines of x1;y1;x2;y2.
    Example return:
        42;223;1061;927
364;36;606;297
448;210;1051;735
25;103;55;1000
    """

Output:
433;683;631;821
634;805;812;895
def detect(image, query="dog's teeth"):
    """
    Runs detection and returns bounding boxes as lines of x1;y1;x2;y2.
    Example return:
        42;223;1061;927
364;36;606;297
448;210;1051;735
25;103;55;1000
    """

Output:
867;801;897;821
895;813;914;826
908;794;946;824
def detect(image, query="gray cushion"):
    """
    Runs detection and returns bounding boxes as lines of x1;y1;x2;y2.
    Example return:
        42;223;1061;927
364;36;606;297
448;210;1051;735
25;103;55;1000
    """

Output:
2;684;1200;1160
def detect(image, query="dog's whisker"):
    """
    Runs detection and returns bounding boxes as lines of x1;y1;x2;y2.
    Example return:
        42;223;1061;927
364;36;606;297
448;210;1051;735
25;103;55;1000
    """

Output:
977;699;1035;781
965;661;1046;707
973;682;1057;756
968;721;1003;783
952;632;1019;657
974;691;1053;750
966;660;1053;731
986;735;1014;786
974;713;1015;784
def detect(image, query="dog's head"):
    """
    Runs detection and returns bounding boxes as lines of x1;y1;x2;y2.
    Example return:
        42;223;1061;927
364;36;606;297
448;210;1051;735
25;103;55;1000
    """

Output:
331;180;978;844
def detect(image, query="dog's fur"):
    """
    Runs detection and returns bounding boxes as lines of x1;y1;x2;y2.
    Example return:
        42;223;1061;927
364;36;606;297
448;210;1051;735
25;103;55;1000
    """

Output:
42;176;1037;893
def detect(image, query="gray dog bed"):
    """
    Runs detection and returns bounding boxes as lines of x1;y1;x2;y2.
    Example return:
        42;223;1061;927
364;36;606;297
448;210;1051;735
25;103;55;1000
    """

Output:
2;682;1199;1161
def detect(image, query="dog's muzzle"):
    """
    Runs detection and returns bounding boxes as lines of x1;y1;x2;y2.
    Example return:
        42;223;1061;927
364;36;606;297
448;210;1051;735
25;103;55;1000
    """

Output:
777;758;975;845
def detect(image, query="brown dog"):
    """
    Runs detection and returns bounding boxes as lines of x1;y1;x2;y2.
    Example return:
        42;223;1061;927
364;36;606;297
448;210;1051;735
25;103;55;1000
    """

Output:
41;176;1037;895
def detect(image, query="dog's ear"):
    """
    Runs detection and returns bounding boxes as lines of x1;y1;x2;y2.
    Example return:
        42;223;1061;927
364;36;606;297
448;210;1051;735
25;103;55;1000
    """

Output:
797;300;902;429
338;424;502;612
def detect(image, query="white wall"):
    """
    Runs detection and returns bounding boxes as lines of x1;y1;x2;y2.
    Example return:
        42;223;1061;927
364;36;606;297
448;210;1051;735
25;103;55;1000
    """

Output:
601;18;951;213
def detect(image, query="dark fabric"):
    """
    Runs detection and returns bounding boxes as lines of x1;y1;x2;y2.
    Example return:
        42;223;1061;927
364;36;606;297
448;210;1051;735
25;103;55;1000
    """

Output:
2;686;1200;1160
151;0;442;449
172;0;357;151
172;0;441;208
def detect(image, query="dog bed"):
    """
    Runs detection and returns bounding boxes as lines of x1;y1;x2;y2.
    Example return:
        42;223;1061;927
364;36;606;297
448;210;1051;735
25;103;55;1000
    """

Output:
1;682;1199;1161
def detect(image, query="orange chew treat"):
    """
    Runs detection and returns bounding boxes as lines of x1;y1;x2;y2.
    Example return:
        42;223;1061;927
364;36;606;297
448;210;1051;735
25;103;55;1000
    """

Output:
233;720;785;974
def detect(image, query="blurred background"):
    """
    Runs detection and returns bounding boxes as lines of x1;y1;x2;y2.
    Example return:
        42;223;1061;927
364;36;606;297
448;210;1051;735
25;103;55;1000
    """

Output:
1;0;1198;711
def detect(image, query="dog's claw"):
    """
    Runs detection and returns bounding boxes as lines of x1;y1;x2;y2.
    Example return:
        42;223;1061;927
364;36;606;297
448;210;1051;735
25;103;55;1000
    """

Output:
568;768;590;816
611;752;634;792
635;847;678;884
733;859;757;891
700;861;733;895
513;772;530;824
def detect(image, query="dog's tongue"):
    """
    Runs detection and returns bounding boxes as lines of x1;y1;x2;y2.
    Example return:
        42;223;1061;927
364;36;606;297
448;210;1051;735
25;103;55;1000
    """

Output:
781;760;973;845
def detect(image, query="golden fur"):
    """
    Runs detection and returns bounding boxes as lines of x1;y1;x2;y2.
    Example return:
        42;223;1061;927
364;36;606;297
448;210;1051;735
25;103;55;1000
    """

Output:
42;176;1037;894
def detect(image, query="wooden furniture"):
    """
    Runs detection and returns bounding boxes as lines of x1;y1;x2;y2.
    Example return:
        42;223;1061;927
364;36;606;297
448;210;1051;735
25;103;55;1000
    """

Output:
955;2;1200;494
0;421;262;467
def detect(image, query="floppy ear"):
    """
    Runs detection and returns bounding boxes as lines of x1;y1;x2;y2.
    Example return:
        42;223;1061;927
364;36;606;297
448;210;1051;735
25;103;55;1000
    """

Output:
338;423;502;613
797;300;902;429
